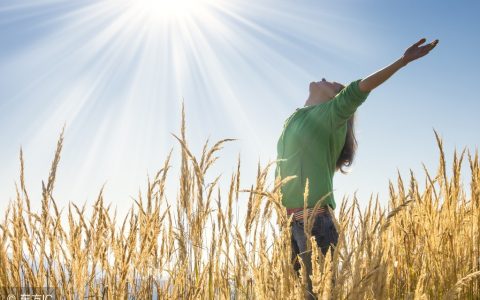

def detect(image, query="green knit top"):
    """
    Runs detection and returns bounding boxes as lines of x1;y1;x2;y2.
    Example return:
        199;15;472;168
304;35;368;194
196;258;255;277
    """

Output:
275;79;370;209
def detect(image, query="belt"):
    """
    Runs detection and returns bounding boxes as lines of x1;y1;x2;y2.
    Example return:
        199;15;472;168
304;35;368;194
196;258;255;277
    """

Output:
286;206;328;221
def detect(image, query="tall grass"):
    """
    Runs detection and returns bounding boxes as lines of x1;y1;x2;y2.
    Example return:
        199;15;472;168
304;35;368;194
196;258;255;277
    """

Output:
1;105;479;299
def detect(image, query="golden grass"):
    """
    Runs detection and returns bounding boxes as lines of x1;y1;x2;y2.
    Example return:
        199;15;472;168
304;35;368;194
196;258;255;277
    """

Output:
1;105;479;299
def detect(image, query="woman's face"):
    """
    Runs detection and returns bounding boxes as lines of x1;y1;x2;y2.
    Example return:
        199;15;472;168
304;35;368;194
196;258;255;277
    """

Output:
310;78;344;100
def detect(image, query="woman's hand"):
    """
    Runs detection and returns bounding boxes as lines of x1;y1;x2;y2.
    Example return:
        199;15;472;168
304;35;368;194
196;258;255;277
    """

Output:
359;37;439;92
401;38;439;65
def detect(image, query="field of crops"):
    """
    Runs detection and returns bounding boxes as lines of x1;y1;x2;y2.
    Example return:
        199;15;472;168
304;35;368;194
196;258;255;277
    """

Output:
1;109;479;299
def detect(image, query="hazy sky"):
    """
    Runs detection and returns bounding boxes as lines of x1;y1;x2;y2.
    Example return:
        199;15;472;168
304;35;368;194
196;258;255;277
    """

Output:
1;0;479;220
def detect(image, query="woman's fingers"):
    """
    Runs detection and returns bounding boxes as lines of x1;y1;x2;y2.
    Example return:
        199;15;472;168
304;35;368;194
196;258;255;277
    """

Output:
413;38;427;47
416;40;438;58
421;40;439;52
402;38;438;63
430;39;439;48
412;38;438;51
406;38;426;54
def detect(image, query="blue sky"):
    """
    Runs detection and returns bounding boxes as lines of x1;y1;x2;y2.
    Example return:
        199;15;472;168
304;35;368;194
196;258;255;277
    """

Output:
0;0;479;219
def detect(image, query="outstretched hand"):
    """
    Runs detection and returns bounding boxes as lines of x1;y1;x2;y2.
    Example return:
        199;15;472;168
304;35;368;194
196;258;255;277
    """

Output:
402;38;439;65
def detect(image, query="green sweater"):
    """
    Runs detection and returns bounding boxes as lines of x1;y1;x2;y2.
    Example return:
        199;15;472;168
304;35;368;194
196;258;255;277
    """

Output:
275;79;370;210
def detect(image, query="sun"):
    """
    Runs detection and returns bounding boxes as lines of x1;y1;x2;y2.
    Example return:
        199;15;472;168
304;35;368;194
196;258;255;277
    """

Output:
128;0;214;23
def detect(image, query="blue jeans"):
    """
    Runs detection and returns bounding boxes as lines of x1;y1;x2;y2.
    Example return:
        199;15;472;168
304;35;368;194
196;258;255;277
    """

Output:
290;212;338;299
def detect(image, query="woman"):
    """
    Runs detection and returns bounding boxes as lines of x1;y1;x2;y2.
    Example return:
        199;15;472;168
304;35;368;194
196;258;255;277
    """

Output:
275;38;438;299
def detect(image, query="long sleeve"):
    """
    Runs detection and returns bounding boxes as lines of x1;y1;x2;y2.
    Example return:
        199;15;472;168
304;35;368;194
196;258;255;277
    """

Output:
328;79;370;128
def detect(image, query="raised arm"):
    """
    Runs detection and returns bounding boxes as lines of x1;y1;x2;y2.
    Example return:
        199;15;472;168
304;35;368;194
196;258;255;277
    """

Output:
358;38;439;93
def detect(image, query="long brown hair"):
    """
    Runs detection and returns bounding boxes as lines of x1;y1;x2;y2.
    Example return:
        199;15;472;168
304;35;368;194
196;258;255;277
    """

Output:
336;114;357;174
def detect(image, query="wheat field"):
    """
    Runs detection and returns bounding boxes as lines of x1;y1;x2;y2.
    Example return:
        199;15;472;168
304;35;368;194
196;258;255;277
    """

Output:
1;106;479;299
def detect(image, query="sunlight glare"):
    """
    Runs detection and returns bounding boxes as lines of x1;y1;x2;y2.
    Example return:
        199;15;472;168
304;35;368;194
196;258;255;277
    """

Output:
128;0;211;22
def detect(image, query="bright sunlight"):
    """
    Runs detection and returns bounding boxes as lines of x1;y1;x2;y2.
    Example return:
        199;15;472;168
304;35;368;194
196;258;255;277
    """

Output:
127;0;217;23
